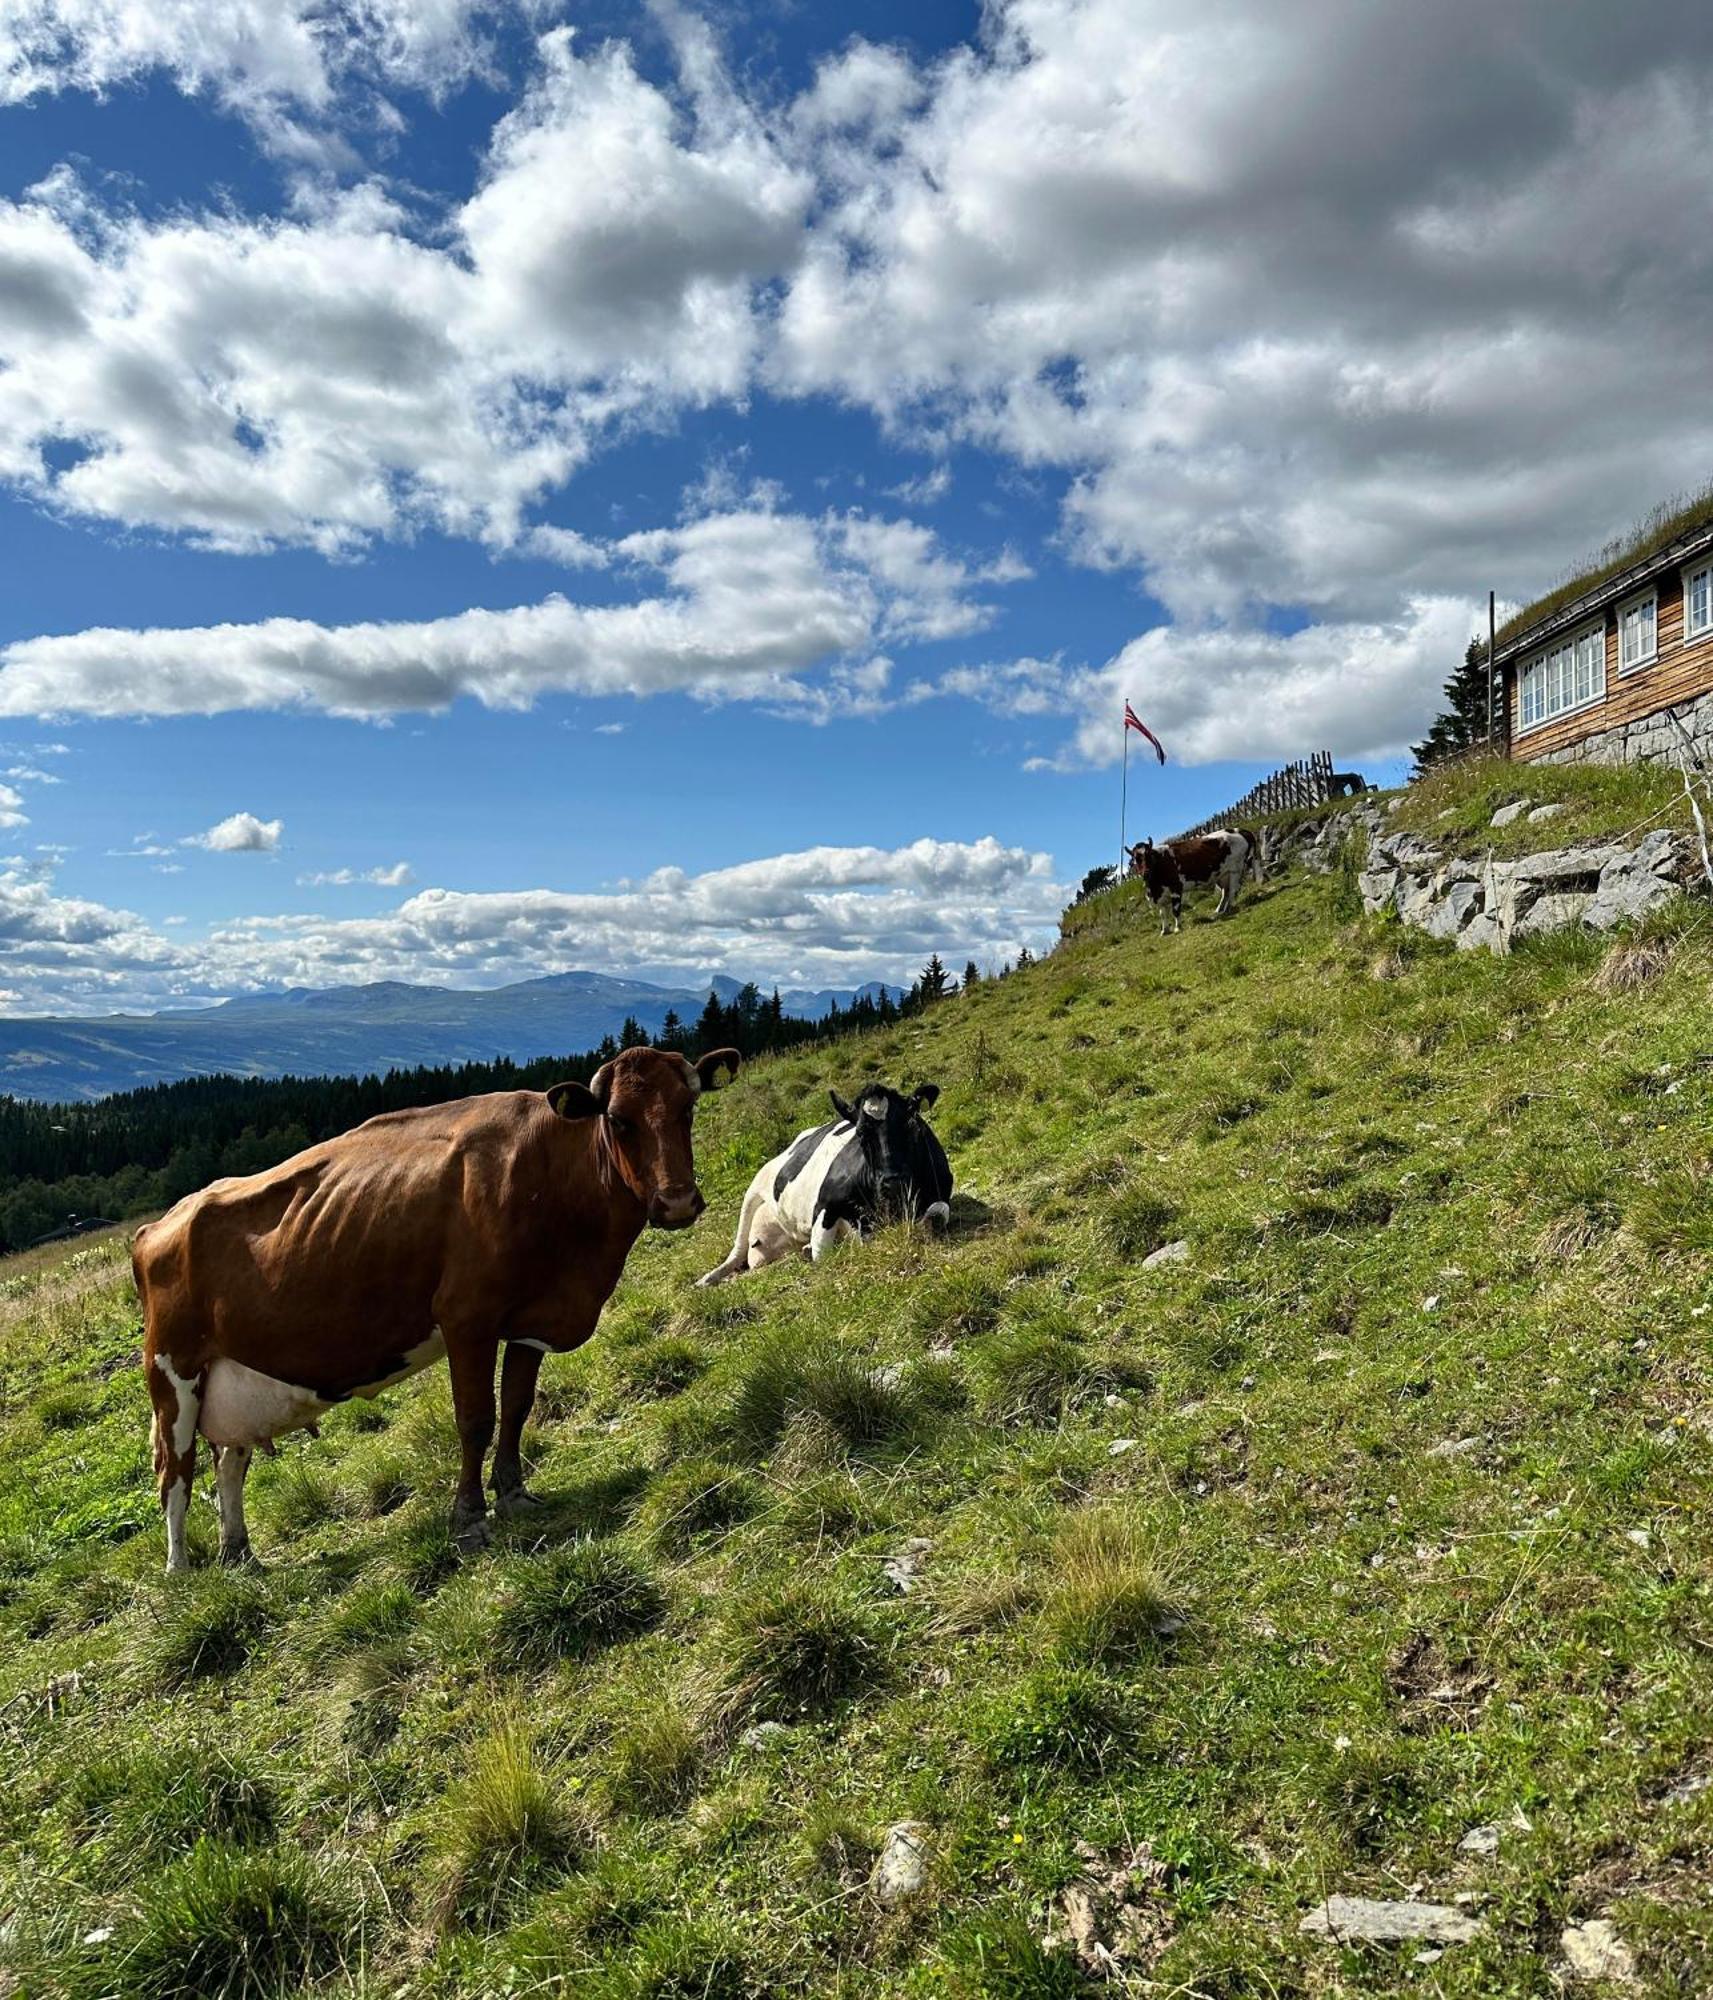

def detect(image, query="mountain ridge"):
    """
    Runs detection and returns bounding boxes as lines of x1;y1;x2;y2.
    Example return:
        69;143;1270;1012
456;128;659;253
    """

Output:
0;969;904;1102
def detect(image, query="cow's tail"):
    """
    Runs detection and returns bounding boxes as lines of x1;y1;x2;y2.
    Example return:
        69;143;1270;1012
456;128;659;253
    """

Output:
1242;827;1264;882
697;1182;766;1287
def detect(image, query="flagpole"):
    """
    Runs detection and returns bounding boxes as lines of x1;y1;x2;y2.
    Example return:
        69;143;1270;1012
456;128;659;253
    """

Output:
1118;697;1130;879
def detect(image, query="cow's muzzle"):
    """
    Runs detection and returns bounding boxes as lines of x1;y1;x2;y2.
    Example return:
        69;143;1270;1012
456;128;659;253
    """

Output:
649;1188;706;1230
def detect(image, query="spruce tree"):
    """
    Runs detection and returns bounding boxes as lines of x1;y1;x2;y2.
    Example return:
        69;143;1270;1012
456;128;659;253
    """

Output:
1411;636;1495;775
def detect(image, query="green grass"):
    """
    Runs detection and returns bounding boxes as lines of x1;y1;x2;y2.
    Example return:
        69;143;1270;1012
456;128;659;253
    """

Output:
1387;749;1691;857
4;815;1713;1993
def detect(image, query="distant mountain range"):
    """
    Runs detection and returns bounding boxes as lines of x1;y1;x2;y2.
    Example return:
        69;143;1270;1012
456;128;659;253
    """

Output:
0;971;902;1104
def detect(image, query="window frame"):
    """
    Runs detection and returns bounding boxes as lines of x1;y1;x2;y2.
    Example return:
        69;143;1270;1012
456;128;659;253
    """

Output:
1515;616;1607;737
1617;588;1658;675
1683;559;1713;645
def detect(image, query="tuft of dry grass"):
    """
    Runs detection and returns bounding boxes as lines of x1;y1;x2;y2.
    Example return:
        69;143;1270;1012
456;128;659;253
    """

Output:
1039;1505;1181;1664
425;1721;592;1929
1590;935;1674;995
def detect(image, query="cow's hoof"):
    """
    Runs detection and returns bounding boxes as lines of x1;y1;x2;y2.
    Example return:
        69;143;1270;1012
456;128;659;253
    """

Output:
494;1487;545;1518
452;1516;491;1554
217;1539;254;1567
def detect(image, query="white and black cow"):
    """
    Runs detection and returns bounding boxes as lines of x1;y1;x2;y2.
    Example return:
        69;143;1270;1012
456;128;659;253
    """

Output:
698;1082;952;1284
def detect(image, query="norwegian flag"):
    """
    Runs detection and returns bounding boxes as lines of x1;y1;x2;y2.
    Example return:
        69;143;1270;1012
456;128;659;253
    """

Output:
1124;701;1166;765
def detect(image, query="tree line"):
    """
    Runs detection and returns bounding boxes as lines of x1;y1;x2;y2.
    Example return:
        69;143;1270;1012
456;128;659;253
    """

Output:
0;962;1014;1253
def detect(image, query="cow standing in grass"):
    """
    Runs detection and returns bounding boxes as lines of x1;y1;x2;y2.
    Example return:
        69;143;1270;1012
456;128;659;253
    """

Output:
698;1082;952;1283
134;1046;740;1570
1128;830;1256;934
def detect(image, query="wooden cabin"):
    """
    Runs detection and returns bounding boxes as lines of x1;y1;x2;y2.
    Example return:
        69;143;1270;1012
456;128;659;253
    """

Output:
1496;503;1713;766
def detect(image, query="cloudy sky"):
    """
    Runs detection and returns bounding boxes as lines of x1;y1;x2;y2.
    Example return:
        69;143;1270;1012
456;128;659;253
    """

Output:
1;0;1710;1013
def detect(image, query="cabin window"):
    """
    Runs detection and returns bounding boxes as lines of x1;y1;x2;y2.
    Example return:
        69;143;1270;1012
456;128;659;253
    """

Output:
1685;562;1713;642
1517;619;1605;733
1618;590;1657;673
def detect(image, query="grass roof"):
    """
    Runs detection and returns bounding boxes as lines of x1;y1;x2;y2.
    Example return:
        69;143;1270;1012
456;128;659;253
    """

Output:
1497;481;1713;650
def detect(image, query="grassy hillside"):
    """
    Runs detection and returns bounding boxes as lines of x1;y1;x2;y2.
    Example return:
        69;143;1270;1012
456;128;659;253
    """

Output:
2;864;1711;1997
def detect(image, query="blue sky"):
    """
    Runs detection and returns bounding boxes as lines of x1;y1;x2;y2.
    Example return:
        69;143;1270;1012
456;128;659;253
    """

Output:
2;1;1709;1011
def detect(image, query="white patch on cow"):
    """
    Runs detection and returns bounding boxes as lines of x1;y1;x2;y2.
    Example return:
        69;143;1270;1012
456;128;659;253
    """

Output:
810;1213;860;1263
700;1117;854;1282
201;1359;331;1448
510;1337;552;1353
863;1098;886;1119
154;1355;201;1460
923;1201;951;1232
164;1479;190;1572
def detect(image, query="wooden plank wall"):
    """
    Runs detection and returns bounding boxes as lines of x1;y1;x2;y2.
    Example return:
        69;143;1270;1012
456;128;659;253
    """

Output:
1510;565;1712;761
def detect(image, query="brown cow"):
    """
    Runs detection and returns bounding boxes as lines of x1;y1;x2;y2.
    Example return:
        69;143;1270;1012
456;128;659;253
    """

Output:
1127;829;1255;934
134;1044;740;1571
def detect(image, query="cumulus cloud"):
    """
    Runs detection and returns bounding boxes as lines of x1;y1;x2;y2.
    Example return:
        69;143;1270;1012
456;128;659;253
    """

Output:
186;811;283;853
0;2;548;154
0;837;1064;1011
0;786;27;830
0;504;1016;719
297;862;415;887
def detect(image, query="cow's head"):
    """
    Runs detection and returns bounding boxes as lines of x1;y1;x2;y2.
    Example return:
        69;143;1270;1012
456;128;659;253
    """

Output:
828;1081;941;1219
548;1045;741;1228
1127;840;1150;876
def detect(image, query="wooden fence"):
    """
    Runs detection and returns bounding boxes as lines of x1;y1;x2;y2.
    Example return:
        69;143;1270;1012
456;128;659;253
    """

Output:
1172;751;1367;840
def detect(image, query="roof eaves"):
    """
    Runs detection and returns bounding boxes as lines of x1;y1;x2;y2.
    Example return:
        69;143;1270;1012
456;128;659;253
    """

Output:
1493;521;1713;668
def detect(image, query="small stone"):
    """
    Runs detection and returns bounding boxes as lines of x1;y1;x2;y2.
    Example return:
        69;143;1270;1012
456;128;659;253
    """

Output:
1457;1823;1500;1857
1142;1239;1190;1269
1526;803;1565;824
1663;1770;1712;1806
1422;1294;1441;1313
873;1821;930;1905
1561;1918;1637;1984
1427;1435;1483;1459
883;1537;933;1594
740;1721;789;1751
1108;1437;1139;1457
1301;1896;1482;1945
81;1927;114;1946
1625;1528;1651;1550
871;1362;907;1392
1103;1392;1126;1408
1490;801;1528;827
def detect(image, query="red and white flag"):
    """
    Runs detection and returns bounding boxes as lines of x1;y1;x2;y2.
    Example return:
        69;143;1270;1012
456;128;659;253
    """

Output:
1124;701;1166;765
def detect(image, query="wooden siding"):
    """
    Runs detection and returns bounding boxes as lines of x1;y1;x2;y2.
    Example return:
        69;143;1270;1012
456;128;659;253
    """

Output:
1508;566;1713;761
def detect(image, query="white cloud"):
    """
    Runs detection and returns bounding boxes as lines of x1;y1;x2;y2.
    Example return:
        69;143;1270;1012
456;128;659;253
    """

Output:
5;764;62;783
0;836;1065;1012
0;2;548;154
186;811;283;852
297;862;415;887
0;504;1016;719
0;785;27;830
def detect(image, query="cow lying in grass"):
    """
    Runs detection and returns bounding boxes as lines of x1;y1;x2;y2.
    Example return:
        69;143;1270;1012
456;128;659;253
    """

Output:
1128;829;1257;934
698;1081;952;1284
134;1045;740;1570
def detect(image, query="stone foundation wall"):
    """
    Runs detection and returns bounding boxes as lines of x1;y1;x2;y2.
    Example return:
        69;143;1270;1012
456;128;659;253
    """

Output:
1257;804;1693;954
1531;687;1713;768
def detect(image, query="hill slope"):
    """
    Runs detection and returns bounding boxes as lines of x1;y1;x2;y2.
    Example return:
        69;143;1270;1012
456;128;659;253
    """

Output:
1;866;1709;1996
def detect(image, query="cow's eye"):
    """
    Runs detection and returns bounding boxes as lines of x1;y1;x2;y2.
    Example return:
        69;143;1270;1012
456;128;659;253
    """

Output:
608;1113;633;1137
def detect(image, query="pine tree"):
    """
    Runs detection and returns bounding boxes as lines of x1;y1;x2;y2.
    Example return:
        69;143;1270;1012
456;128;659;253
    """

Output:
618;1015;648;1048
1411;636;1495;775
918;954;950;1002
1016;945;1035;970
1075;865;1115;903
962;960;980;993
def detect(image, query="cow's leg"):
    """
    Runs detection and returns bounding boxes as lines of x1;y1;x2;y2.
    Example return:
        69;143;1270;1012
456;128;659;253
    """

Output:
148;1354;203;1574
809;1213;860;1263
923;1201;951;1233
492;1340;546;1516
445;1335;500;1552
1171;889;1183;934
697;1185;766;1287
214;1444;254;1565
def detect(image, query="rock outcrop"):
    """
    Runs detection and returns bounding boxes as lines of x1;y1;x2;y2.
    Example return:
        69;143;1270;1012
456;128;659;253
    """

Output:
1255;803;1694;953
